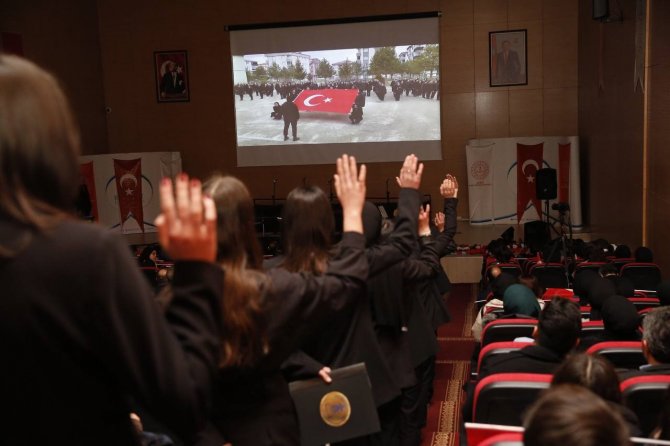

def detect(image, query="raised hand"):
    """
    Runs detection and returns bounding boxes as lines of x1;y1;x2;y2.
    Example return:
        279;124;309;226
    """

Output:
395;154;423;190
418;204;431;235
154;174;217;262
440;174;459;198
434;211;445;232
334;154;366;234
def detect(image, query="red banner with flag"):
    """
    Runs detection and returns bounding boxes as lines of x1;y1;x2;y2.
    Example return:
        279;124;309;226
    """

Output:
294;89;358;114
517;143;544;222
79;161;98;222
113;158;144;232
558;143;571;203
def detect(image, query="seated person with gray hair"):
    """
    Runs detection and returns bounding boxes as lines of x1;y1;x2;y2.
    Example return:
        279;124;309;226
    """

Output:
621;306;670;378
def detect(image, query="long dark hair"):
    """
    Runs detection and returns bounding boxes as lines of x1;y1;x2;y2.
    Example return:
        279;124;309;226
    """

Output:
0;55;80;256
280;186;334;274
203;175;268;368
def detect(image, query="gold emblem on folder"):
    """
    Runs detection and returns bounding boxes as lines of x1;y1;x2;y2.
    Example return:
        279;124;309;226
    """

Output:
320;391;351;427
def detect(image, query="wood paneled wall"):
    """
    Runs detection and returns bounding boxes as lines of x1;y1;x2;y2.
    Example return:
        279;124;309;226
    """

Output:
647;0;670;272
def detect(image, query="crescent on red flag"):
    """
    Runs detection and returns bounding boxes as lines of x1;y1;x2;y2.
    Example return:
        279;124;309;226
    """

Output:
517;143;544;222
293;89;358;114
113;158;145;232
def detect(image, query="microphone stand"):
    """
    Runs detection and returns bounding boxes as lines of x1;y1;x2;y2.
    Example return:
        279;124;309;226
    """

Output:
272;179;277;206
385;178;390;204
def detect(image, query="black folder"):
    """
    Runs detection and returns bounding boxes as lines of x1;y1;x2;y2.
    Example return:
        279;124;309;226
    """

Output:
288;362;380;446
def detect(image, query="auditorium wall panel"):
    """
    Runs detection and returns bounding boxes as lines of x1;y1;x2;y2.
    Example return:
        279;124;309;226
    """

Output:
647;0;670;272
0;0;108;156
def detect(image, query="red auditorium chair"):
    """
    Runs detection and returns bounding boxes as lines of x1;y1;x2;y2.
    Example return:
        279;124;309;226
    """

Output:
612;257;635;271
621;375;670;436
472;373;552;425
464;422;524;446
575;261;608;274
586;341;646;370
481;319;537;347
621;263;663;291
542;288;576;301
627;296;660;311
474;341;528;379
529;263;569;288
580;320;605;338
477;432;524;446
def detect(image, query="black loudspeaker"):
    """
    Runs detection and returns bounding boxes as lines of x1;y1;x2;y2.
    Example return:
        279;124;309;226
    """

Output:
593;0;609;20
536;168;557;200
524;220;550;254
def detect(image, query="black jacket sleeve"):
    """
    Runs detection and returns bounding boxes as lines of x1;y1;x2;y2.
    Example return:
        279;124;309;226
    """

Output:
367;188;421;277
94;234;223;442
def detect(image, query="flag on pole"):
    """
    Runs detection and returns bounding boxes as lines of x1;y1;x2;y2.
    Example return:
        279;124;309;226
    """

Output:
294;89;358;114
516;143;544;222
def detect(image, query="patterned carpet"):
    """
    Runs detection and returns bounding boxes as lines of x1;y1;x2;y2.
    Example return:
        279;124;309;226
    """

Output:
421;284;476;446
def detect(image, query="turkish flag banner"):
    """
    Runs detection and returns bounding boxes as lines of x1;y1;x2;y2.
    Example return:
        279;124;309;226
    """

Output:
517;143;544;222
294;89;358;114
114;158;145;232
79;161;99;222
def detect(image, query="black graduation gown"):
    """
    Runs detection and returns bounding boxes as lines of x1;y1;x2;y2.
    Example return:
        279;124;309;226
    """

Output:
203;232;368;446
284;188;422;407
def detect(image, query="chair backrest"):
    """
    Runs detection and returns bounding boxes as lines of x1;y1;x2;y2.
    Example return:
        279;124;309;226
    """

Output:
580;305;592;318
627;297;660;311
580;320;605;338
478;432;524;446
621;375;670;436
530;263;569;288
464;422;524;446
586;341;646;370
612;257;635;271
575;261;608;273
473;373;552;425
481;319;538;347
621;263;663;291
498;263;523;278
477;341;529;376
542;288;575;300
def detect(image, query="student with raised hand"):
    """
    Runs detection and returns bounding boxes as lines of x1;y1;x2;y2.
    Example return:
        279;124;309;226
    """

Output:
279;155;424;444
196;154;368;446
0;54;223;445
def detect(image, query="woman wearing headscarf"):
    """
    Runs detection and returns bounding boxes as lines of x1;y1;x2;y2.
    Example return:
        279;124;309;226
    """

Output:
471;273;518;342
579;295;641;351
587;277;617;320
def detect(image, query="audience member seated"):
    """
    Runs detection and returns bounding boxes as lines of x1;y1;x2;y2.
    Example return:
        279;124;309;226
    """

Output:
621;306;670;378
579;295;641;351
586;277;617;320
471;272;518;342
462;298;582;422
599;263;635;297
614;244;632;259
523;385;630;446
551;353;641;436
658;280;670;307
573;269;599;305
635;246;654;263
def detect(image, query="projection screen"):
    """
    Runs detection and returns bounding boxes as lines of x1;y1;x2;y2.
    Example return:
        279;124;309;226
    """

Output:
228;14;442;167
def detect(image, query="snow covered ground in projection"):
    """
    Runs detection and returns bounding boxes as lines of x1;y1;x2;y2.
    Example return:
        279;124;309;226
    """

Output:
234;93;440;146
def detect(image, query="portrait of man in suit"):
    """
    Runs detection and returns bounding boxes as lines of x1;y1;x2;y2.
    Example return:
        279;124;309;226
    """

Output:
154;50;190;102
490;30;527;87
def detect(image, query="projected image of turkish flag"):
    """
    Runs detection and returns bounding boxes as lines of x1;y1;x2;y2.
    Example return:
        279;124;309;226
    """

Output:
293;89;358;114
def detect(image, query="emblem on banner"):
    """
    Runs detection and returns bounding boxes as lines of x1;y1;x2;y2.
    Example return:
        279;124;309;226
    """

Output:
470;161;490;184
320;391;351;427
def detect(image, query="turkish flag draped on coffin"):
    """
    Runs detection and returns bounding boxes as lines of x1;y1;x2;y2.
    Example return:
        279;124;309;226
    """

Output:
294;89;358;114
516;143;544;222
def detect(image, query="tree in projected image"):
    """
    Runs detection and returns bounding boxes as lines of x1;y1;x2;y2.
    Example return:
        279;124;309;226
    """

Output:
268;62;281;81
317;59;335;80
414;44;439;78
338;60;354;80
293;59;307;80
369;46;401;80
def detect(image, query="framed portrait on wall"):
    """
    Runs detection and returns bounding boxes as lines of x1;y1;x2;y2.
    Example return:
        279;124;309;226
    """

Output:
489;30;527;87
154;50;190;102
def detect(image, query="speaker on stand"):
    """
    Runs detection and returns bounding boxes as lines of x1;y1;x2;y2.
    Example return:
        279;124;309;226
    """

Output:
536;168;557;226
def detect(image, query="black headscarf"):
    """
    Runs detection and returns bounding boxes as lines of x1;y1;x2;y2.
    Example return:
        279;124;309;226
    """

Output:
491;273;517;300
588;277;617;320
658;280;670;307
574;269;599;304
362;201;382;247
601;295;641;339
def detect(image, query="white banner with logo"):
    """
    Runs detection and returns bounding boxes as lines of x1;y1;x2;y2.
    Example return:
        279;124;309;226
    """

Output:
78;152;182;234
465;136;582;228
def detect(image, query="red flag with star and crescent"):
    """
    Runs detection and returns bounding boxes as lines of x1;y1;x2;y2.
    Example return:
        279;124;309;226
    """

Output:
113;158;145;232
517;143;544;222
294;89;358;114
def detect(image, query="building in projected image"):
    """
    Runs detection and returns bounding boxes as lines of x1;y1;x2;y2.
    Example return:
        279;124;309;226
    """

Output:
265;52;311;70
356;48;371;72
